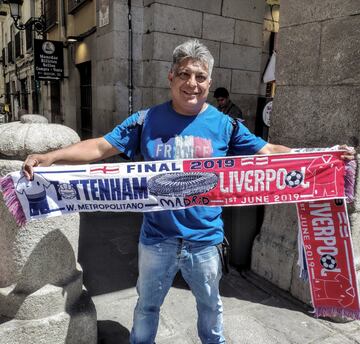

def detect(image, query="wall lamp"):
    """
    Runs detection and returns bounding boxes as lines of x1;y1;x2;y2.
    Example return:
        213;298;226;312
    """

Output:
63;36;78;48
66;26;97;44
66;36;79;43
3;0;45;34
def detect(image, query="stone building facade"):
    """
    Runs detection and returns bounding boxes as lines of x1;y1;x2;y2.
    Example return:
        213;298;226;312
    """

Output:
0;0;43;121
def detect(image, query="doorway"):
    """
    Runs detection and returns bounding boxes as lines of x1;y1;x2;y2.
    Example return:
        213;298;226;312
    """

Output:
77;61;92;139
50;81;61;123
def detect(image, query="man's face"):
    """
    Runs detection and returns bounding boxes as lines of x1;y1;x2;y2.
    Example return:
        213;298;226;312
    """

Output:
168;58;211;115
216;97;229;109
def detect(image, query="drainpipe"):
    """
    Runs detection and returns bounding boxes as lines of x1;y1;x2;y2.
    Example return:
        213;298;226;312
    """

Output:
59;0;66;124
60;0;67;39
127;0;133;115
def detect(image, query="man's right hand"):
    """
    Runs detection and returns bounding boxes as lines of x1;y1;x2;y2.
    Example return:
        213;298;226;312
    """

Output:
21;138;121;180
22;153;53;180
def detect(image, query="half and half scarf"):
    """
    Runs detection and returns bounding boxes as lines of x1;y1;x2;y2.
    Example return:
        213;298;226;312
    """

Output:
0;149;358;319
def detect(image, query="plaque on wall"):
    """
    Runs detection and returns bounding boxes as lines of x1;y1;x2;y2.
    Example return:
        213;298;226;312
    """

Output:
34;39;64;81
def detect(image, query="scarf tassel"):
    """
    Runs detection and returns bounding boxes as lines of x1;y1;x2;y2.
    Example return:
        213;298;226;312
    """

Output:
314;307;360;320
344;159;357;203
0;176;26;226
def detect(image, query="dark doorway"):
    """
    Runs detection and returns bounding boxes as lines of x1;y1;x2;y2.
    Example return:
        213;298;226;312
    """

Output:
77;61;92;139
50;81;61;123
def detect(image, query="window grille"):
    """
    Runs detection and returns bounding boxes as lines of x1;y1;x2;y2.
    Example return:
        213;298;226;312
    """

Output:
26;27;33;51
2;47;6;66
7;41;13;63
15;32;22;58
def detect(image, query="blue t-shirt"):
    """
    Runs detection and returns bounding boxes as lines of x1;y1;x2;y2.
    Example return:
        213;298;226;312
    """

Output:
104;101;266;245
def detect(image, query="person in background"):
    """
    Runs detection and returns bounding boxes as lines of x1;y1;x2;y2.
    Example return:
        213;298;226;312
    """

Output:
214;87;243;120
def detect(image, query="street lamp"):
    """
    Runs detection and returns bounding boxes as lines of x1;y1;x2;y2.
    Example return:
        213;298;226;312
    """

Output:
4;0;45;34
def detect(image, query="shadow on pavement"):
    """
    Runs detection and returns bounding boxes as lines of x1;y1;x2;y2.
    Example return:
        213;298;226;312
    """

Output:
78;211;312;344
97;320;130;344
78;212;142;296
78;211;300;308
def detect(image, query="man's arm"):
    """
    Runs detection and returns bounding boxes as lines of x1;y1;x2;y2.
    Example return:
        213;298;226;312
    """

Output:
23;137;120;180
257;143;356;161
257;143;291;155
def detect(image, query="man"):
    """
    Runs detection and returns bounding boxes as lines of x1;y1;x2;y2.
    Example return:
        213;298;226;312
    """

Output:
23;39;355;344
214;87;243;120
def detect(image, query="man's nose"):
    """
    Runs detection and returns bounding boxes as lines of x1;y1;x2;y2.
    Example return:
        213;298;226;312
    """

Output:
187;74;197;87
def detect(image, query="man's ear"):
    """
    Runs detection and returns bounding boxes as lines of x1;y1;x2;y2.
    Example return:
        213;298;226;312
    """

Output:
208;78;212;87
168;71;174;83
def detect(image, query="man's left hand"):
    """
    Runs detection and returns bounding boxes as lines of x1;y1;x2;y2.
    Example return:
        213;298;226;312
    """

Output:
339;145;356;161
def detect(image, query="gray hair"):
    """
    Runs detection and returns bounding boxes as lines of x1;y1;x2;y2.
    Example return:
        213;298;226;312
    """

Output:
171;39;214;77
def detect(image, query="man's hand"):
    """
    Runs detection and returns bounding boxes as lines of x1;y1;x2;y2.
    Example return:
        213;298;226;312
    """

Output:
23;154;53;180
339;145;356;161
22;138;121;181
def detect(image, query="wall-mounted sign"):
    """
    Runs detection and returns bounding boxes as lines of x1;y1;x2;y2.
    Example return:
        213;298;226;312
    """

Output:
262;100;272;127
34;39;64;81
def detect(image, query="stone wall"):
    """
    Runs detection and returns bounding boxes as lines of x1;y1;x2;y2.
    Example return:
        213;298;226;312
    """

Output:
141;0;268;132
92;0;274;134
251;0;360;303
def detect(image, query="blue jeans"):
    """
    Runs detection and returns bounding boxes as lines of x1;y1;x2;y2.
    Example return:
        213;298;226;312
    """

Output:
130;238;225;344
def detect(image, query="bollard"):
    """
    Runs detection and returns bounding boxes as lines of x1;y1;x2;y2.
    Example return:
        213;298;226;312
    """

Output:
0;116;97;344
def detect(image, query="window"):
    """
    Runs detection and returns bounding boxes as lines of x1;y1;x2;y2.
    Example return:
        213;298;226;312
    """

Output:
77;62;92;139
7;41;13;63
68;0;91;14
5;83;10;104
5;82;11;120
11;81;16;96
31;77;39;113
20;78;29;111
26;28;33;51
15;32;22;58
44;0;57;30
2;48;6;66
50;81;61;123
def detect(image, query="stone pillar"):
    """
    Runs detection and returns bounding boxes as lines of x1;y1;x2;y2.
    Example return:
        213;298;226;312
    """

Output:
251;1;360;304
0;116;97;343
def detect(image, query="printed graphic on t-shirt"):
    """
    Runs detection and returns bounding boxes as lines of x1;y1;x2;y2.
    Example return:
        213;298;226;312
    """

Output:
154;135;213;159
